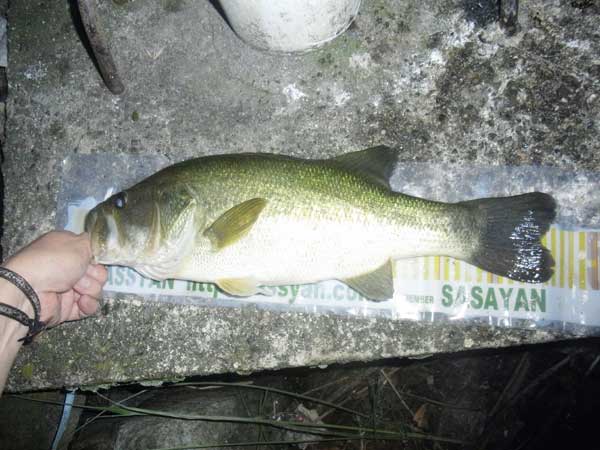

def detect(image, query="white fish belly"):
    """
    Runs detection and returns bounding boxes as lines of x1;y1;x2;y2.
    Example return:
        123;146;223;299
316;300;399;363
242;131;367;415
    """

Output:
177;215;400;285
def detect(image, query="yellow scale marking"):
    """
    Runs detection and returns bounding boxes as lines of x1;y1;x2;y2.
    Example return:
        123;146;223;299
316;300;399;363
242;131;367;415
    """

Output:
400;227;600;292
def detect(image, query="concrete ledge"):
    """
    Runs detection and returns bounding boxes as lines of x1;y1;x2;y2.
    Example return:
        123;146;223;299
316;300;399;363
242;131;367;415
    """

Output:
6;296;576;392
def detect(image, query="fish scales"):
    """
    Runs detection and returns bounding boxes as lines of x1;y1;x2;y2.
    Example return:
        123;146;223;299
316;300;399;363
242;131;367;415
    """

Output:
159;155;459;282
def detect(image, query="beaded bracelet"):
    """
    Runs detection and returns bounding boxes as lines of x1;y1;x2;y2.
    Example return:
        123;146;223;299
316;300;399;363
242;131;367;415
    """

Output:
0;267;46;344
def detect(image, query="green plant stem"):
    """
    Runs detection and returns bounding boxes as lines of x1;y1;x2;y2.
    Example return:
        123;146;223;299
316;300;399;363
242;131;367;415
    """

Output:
177;382;368;418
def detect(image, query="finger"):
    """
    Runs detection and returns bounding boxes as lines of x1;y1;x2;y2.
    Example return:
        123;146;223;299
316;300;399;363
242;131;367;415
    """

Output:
73;275;104;298
78;294;100;317
56;291;77;325
86;264;108;284
66;295;98;321
66;298;88;321
39;293;61;327
66;299;80;321
63;295;98;322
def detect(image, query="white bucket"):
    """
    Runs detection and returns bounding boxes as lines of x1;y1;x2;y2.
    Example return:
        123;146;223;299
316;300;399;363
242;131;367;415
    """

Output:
217;0;362;53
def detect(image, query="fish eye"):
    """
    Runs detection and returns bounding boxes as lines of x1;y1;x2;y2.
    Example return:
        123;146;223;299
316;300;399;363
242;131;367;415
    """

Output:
113;192;127;209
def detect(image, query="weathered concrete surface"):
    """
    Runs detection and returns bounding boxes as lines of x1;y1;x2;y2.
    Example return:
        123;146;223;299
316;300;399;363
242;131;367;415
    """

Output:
2;0;599;391
5;295;576;392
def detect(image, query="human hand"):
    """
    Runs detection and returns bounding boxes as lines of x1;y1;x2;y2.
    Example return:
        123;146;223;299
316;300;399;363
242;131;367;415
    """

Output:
3;231;107;327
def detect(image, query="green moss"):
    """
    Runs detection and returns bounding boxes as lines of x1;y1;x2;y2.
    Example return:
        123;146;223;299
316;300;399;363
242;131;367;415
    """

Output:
369;0;414;33
131;111;140;122
94;360;117;374
161;0;185;12
317;52;335;67
48;121;65;140
371;0;396;20
311;33;364;71
21;363;34;380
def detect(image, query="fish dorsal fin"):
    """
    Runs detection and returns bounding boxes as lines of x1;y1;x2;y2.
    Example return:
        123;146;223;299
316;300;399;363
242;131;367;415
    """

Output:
342;260;394;301
216;278;261;296
204;198;267;250
329;146;397;189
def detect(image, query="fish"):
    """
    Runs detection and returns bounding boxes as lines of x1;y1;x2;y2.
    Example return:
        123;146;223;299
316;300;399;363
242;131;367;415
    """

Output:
84;146;556;301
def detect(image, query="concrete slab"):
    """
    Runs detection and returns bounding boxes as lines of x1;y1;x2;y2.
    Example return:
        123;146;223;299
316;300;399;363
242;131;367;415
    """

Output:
3;0;599;391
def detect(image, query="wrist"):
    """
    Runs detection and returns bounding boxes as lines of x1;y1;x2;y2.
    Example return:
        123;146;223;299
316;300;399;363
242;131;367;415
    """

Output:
0;266;48;346
0;277;32;314
0;278;33;344
2;259;41;294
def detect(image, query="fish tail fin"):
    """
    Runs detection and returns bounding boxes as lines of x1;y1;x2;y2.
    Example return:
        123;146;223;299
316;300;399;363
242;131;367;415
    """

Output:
461;192;557;283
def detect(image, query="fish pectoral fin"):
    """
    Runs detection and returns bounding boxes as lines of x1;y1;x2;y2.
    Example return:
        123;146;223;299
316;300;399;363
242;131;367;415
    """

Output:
342;260;394;302
328;146;397;189
204;198;267;250
216;278;261;297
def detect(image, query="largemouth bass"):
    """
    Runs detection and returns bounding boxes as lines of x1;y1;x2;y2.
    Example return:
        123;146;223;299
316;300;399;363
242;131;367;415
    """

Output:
84;147;556;301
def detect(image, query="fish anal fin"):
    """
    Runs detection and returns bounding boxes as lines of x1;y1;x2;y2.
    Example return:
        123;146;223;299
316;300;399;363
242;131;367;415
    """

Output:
342;260;394;302
328;146;397;189
204;198;267;250
217;278;261;297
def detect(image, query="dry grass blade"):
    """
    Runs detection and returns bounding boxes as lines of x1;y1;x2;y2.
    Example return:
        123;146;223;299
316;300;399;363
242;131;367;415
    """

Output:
487;353;530;420
479;353;531;450
380;368;414;417
585;354;600;377
302;377;348;395
71;389;149;434
318;385;368;421
381;358;479;414
399;391;480;411
480;353;572;450
301;376;351;396
507;354;571;405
